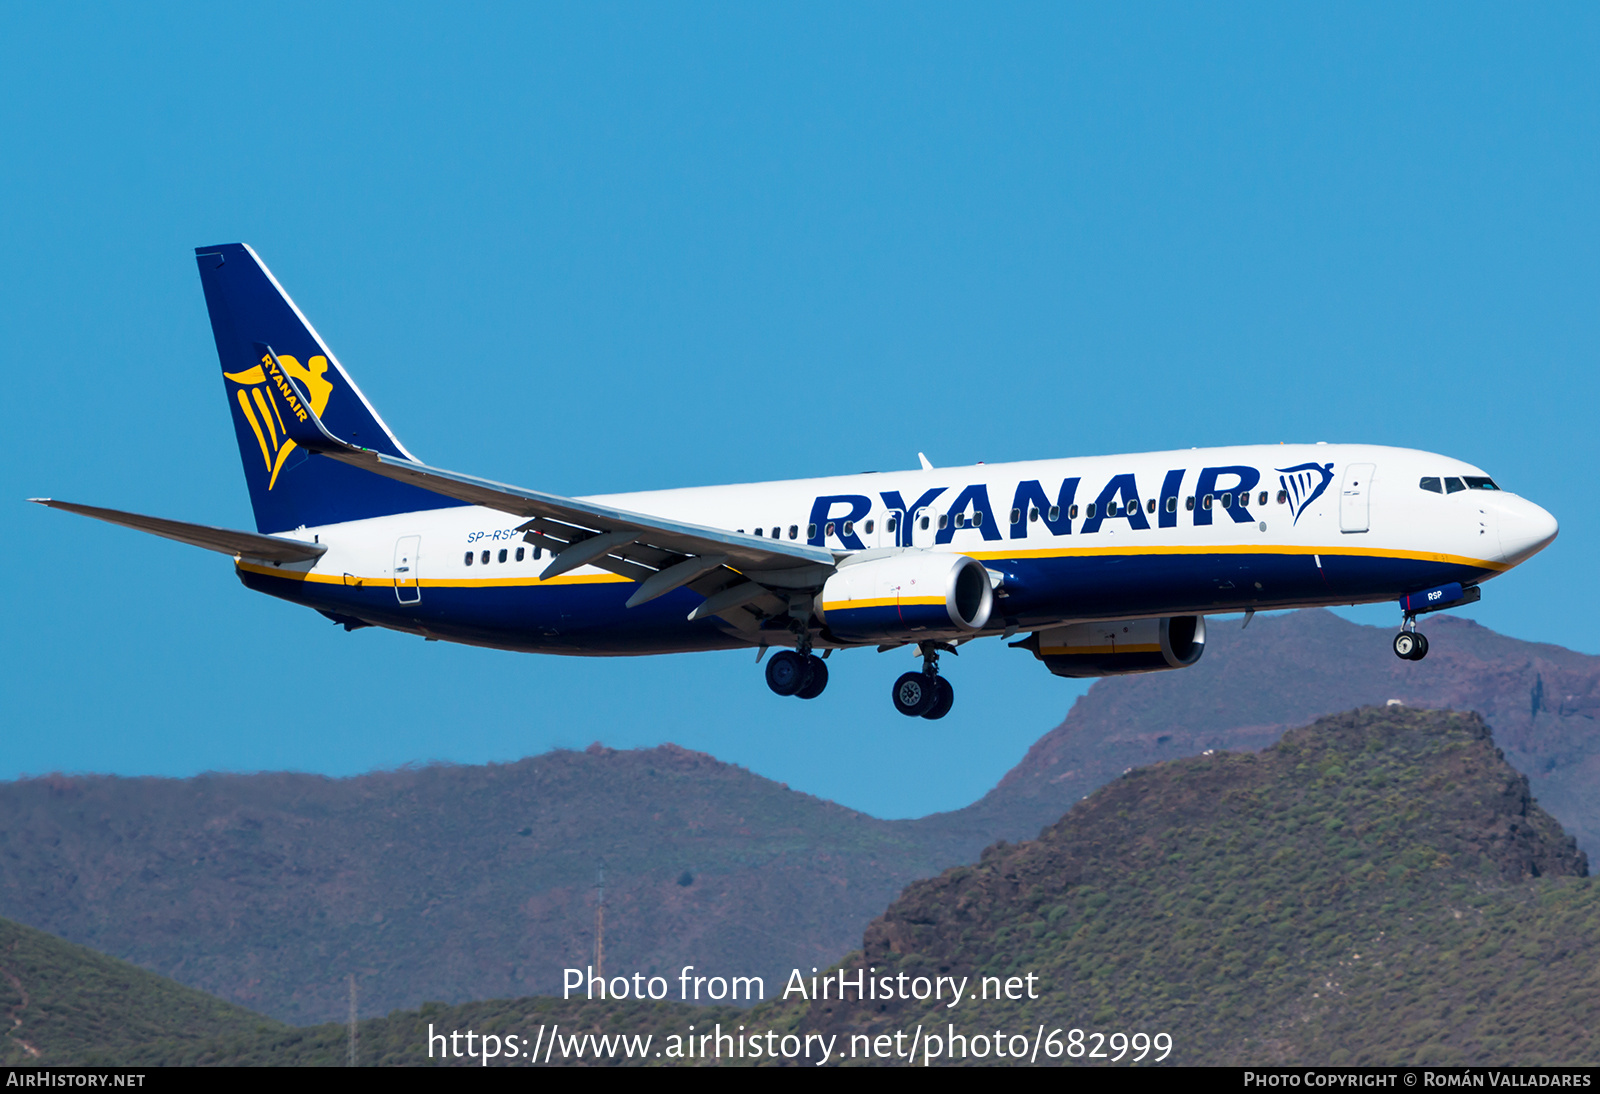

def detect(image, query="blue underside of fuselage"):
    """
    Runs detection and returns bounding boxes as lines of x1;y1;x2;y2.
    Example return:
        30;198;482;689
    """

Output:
239;550;1494;655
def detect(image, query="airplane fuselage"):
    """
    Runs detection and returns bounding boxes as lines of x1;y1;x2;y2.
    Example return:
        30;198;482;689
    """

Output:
234;441;1553;656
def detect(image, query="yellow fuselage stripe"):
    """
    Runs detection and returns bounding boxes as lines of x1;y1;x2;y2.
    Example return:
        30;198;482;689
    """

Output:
822;596;946;611
235;560;631;587
965;542;1506;572
238;541;1502;589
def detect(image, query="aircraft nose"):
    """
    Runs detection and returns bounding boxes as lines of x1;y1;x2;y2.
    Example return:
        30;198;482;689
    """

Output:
1497;497;1559;565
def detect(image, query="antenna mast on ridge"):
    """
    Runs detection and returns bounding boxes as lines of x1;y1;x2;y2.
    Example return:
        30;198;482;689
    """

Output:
595;862;606;982
347;973;358;1066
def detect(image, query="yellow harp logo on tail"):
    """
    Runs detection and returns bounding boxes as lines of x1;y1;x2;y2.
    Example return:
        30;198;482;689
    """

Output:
223;353;335;489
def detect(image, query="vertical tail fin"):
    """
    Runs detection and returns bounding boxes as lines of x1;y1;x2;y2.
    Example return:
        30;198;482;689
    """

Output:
195;243;461;533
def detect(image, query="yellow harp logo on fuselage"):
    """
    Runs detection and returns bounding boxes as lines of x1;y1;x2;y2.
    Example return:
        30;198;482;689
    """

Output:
224;353;335;490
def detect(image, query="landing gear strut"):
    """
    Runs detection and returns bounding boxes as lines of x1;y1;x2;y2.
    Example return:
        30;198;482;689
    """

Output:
891;641;956;720
1393;615;1429;661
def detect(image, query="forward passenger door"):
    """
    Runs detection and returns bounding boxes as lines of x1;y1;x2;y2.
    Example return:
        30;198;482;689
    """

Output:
1340;464;1374;533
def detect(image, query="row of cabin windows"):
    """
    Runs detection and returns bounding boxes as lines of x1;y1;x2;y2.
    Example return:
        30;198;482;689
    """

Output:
464;545;547;566
748;489;1299;542
496;487;1303;567
1419;476;1499;494
462;486;1307;570
744;524;802;540
476;487;1306;568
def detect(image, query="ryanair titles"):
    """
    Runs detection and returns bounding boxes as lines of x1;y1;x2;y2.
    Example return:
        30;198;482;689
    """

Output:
806;462;1335;550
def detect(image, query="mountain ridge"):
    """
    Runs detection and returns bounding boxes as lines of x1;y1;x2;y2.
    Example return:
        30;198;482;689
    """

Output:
4;609;1598;1026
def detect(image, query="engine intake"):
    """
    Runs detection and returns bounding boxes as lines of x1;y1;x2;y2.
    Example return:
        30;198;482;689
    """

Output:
818;551;994;643
1024;616;1206;678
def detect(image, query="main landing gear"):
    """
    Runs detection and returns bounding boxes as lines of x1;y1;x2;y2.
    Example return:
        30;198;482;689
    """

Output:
1393;616;1430;661
765;648;829;699
891;642;956;720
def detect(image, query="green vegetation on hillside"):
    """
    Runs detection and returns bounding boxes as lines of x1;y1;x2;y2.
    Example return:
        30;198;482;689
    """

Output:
0;744;958;1024
788;707;1599;1065
15;706;1600;1066
927;610;1600;857
0;916;283;1065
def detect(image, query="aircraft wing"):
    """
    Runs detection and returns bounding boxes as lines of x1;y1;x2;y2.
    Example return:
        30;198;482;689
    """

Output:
265;349;835;628
28;499;327;563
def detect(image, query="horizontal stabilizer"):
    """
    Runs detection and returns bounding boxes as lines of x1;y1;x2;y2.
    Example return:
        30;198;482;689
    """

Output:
29;499;327;563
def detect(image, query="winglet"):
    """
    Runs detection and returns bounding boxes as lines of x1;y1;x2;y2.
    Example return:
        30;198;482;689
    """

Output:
917;452;934;471
251;343;364;455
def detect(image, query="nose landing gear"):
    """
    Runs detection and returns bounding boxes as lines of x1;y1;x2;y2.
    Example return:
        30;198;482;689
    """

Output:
1393;616;1430;661
891;641;957;720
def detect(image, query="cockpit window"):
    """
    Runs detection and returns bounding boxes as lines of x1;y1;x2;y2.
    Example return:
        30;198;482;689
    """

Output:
1444;477;1466;494
1419;477;1442;493
1463;476;1500;490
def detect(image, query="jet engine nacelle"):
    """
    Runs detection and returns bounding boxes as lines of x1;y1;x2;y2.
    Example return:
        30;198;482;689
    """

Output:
1023;615;1206;678
818;551;994;643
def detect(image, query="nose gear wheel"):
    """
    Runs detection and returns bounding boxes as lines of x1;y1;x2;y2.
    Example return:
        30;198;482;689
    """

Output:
1393;631;1429;661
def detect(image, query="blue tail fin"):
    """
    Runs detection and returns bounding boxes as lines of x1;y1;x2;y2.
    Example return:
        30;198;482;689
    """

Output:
195;243;463;533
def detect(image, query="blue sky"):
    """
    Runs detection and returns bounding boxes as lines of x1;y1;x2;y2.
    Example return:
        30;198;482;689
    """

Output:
3;5;1596;819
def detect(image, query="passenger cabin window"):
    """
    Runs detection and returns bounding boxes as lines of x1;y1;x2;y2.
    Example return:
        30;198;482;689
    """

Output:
808;523;817;539
516;547;525;561
789;525;798;539
1085;503;1097;519
1220;493;1232;509
1277;490;1288;504
842;521;854;536
920;515;930;530
1419;477;1442;493
1202;495;1213;510
953;513;965;528
753;528;763;538
938;514;948;529
1186;496;1195;511
1010;508;1022;525
825;522;835;537
1165;497;1177;513
885;517;897;533
1106;501;1119;516
864;520;874;534
498;548;508;564
534;546;542;559
1258;491;1268;506
1066;505;1076;520
1463;477;1500;490
481;550;491;565
1445;477;1466;494
973;511;984;526
1029;507;1040;522
1147;499;1156;514
464;551;473;566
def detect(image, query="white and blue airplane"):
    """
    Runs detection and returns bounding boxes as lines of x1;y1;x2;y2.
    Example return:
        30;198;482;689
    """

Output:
33;244;1559;719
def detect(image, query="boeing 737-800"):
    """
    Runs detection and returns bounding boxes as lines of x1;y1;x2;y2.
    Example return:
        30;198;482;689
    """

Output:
32;244;1559;719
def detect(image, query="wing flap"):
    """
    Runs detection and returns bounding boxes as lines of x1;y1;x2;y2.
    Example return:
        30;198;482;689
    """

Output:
264;360;840;626
323;447;834;572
